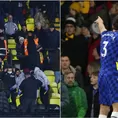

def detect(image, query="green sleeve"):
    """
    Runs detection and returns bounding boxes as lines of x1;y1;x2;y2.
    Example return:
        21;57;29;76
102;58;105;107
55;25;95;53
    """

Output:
77;88;88;118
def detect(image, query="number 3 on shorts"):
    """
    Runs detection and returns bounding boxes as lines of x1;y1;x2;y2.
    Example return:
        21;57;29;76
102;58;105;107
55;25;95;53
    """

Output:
101;41;109;57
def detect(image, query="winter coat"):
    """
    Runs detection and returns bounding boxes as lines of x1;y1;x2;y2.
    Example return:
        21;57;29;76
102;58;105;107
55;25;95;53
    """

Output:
19;76;42;99
62;34;88;73
85;85;100;117
12;72;25;89
3;72;16;90
34;67;49;87
88;35;100;64
61;82;69;108
62;81;88;118
46;29;59;50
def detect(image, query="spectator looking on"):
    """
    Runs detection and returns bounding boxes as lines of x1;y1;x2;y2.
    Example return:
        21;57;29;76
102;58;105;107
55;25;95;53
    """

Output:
85;60;100;117
62;17;88;74
19;69;42;113
16;23;27;44
16;37;26;70
81;24;91;42
11;68;25;90
62;71;88;117
4;14;18;39
44;23;60;83
3;65;16;106
69;1;90;29
61;55;84;89
61;55;76;81
87;60;100;78
24;31;39;70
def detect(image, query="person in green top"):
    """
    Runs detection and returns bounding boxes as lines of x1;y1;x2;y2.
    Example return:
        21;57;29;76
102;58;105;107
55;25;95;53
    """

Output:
62;71;88;118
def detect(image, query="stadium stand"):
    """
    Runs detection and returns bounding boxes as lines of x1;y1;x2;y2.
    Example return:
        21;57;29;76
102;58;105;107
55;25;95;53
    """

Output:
0;1;60;117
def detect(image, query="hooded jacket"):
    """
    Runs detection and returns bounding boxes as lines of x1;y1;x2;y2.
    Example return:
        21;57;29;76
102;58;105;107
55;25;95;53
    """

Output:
12;72;25;89
62;81;88;118
34;67;49;87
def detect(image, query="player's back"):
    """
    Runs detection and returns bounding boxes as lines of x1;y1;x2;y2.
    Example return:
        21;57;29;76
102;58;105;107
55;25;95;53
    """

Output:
100;31;118;76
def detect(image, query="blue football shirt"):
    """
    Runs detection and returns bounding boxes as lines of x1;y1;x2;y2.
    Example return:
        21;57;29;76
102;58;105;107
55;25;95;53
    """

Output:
100;31;118;76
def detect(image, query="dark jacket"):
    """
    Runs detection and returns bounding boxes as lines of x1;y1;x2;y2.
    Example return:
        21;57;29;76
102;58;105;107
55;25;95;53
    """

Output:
34;28;47;49
46;29;59;50
19;76;42;99
85;85;100;117
3;72;16;90
16;43;24;57
16;30;27;43
61;82;69;108
62;34;88;74
75;69;84;89
27;36;38;69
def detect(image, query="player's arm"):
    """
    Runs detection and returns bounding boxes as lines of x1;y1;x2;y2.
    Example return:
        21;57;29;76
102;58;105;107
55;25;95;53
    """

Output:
95;16;107;33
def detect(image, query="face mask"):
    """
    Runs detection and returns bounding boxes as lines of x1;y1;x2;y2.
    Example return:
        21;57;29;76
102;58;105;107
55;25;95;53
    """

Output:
8;71;12;74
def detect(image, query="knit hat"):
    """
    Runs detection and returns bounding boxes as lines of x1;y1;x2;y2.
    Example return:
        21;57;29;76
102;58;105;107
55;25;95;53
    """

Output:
70;2;80;13
65;17;76;28
96;45;100;56
19;36;24;41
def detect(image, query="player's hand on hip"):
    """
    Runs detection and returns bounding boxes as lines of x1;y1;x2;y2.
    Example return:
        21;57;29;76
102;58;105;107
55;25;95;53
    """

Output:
95;16;103;24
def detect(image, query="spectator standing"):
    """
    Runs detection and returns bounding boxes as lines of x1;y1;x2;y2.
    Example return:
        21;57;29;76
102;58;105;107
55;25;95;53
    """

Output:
85;61;100;117
3;65;16;106
24;31;39;70
62;71;88;117
61;55;84;88
62;17;88;74
16;24;27;44
19;70;42;113
4;14;18;39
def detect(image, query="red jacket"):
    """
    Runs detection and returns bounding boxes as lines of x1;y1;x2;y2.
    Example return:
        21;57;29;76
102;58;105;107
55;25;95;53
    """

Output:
88;36;100;64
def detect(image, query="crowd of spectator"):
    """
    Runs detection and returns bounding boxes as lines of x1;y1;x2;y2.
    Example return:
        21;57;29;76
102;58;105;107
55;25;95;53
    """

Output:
0;1;60;117
61;1;118;117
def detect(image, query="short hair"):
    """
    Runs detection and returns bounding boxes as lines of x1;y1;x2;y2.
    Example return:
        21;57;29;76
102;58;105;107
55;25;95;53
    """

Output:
92;71;99;76
88;60;100;74
112;15;118;30
64;71;74;78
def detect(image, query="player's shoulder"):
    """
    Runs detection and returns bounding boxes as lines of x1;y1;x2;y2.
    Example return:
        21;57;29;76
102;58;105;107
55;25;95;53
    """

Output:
101;31;118;40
